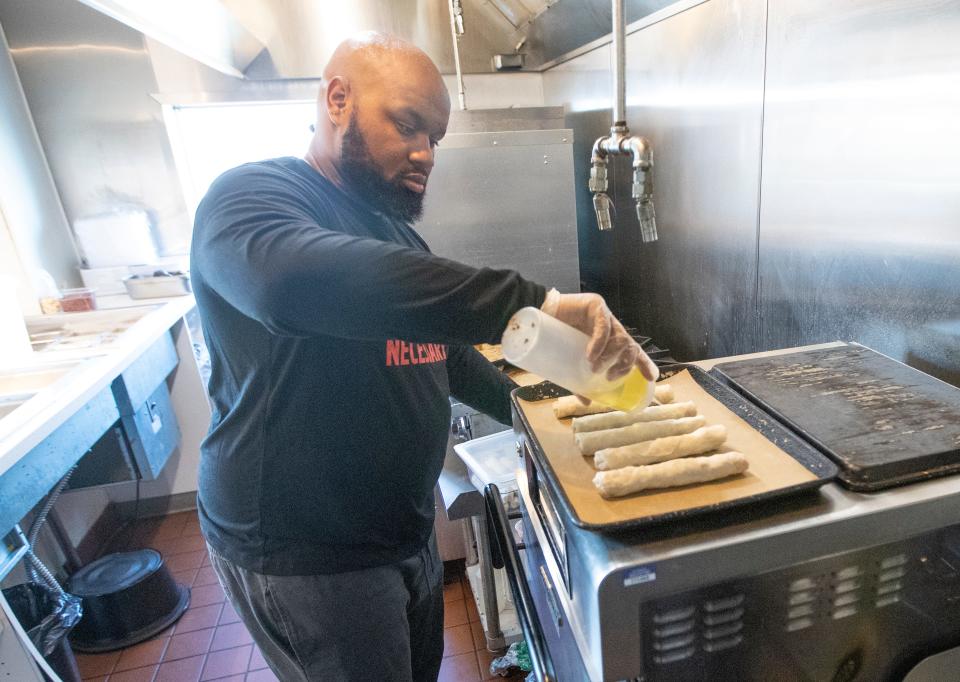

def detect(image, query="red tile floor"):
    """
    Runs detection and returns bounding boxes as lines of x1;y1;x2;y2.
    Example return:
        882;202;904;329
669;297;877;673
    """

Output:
72;510;525;682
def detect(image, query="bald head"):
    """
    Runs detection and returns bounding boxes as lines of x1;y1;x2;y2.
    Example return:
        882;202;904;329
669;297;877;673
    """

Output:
304;32;451;222
323;32;447;101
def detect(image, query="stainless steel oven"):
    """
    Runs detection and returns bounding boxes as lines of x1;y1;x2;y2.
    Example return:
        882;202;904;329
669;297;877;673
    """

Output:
486;345;960;681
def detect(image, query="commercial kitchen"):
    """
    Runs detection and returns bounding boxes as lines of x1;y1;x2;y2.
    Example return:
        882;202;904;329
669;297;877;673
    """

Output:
1;0;959;680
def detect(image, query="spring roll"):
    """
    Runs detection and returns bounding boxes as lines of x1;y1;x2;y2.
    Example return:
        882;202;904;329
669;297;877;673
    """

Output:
654;384;674;405
593;425;727;470
572;401;697;434
552;384;675;419
576;416;706;456
593;452;749;498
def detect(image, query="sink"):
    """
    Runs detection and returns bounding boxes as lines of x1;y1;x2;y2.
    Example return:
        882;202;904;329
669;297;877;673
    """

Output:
0;400;26;420
0;362;79;424
0;364;76;401
0;307;156;424
25;307;156;359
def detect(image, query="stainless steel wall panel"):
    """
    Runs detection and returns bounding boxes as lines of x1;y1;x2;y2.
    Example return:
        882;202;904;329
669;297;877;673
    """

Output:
617;0;767;361
758;0;960;370
0;0;191;257
541;45;623;309
542;0;768;360
0;21;79;289
542;0;959;376
418;130;580;293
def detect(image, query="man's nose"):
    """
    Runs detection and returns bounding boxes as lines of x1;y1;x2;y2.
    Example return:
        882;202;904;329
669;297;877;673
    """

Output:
409;135;435;172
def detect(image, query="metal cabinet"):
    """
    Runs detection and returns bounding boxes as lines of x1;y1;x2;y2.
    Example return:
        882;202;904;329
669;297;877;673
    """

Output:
56;332;181;493
111;334;180;481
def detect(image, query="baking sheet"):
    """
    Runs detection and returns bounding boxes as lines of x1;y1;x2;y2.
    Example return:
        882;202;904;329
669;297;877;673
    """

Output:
516;368;831;528
713;344;960;490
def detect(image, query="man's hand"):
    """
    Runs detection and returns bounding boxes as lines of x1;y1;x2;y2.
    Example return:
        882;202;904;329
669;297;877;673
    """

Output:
540;289;658;383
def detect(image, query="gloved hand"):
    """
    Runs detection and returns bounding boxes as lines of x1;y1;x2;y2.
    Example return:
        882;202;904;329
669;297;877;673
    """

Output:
540;289;659;383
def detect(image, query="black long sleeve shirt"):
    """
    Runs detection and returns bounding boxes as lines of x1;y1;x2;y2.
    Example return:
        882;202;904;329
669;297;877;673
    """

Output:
190;157;544;575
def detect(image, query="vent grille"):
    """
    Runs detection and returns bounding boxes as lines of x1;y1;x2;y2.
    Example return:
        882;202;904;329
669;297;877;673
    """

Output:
652;605;697;664
702;593;745;653
651;593;746;665
785;574;824;631
875;553;908;607
830;565;863;620
783;553;911;632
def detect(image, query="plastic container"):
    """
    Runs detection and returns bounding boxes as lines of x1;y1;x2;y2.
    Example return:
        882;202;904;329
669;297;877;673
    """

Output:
34;269;62;314
453;429;520;512
123;273;191;299
60;287;97;312
501;306;654;412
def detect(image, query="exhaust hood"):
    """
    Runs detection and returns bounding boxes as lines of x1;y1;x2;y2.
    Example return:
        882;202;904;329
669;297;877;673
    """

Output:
75;0;559;79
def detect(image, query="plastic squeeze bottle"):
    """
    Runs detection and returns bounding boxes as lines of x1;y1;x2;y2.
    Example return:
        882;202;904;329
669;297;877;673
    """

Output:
501;306;655;412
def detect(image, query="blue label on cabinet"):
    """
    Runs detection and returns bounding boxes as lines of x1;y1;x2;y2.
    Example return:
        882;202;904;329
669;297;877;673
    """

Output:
624;565;656;586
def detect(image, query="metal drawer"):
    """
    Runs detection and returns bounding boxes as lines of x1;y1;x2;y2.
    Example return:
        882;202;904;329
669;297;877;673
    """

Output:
120;382;180;480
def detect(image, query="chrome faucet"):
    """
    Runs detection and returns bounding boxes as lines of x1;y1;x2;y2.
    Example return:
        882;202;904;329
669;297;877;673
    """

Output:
589;0;657;241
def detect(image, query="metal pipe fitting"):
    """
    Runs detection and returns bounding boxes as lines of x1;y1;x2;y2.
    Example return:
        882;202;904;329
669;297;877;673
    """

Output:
626;136;657;241
586;0;657;239
589;138;613;231
636;198;657;242
612;0;626;126
593;192;614;231
589;140;609;194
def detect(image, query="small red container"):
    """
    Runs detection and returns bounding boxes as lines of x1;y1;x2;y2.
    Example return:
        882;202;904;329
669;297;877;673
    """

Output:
60;287;97;312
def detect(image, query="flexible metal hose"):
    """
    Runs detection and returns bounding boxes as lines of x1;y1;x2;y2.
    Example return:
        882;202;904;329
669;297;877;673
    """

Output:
25;465;78;596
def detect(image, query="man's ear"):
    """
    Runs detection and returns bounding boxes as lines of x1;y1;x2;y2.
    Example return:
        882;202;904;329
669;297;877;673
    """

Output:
325;76;350;126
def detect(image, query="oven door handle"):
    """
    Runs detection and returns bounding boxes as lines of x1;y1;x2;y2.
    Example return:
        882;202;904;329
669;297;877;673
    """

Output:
485;483;558;682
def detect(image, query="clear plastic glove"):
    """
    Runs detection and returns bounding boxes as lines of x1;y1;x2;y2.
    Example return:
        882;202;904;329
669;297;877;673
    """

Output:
540;289;658;383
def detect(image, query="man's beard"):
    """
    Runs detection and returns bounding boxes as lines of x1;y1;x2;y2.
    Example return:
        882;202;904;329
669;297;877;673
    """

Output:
340;113;425;223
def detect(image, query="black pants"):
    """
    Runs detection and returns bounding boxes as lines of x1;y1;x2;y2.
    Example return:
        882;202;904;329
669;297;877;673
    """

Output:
206;535;444;682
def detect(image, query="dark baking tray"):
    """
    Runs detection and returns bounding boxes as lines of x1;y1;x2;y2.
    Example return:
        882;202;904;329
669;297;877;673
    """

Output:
712;343;960;491
512;364;838;532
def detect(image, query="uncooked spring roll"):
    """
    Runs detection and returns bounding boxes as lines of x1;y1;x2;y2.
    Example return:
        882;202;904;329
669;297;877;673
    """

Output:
572;401;697;434
593;425;727;470
552;395;611;418
593;452;749;498
654;384;674;405
576;416;706;455
552;384;675;419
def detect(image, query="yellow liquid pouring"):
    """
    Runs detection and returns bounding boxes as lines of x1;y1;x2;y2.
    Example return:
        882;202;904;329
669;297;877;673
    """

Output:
584;366;651;412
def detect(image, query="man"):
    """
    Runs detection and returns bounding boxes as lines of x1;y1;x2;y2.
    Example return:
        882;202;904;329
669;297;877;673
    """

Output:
191;32;656;681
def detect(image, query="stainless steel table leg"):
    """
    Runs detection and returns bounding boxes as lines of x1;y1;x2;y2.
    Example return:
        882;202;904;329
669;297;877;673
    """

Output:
463;514;479;566
473;511;505;653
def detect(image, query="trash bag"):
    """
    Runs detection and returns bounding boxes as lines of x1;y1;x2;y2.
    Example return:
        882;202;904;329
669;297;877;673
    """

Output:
489;640;533;677
3;582;83;682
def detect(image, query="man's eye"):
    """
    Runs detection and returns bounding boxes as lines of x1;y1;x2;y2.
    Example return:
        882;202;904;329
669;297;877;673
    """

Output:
430;138;441;149
396;121;414;136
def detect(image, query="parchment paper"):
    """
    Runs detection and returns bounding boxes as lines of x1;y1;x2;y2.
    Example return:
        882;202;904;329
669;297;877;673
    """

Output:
518;369;817;526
